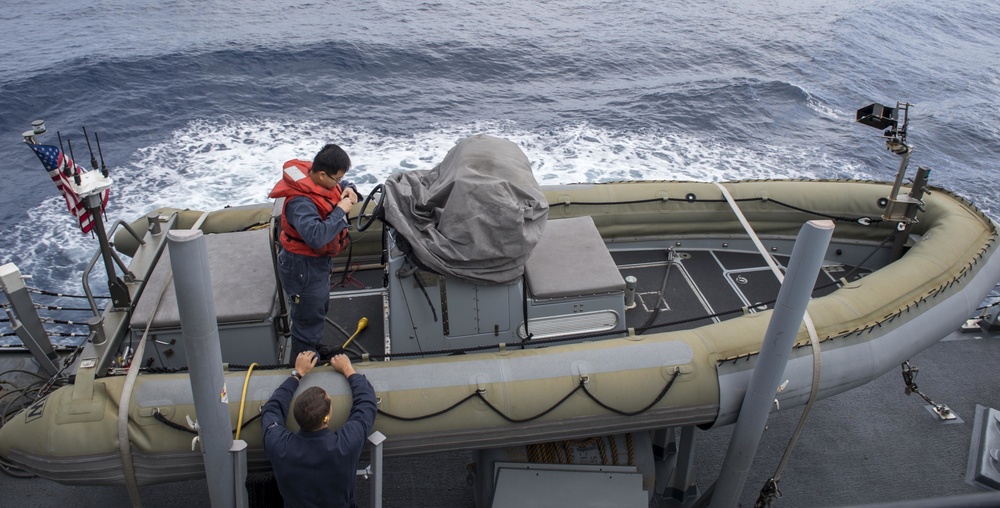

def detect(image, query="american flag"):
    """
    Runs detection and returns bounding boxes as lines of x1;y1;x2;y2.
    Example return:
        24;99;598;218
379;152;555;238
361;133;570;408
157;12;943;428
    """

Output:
27;143;110;235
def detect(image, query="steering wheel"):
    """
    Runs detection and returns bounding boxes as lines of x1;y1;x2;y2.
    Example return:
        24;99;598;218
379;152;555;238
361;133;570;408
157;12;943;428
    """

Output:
356;183;385;232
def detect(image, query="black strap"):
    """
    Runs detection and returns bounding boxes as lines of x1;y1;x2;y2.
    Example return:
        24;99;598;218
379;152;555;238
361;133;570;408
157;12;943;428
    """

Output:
521;276;532;345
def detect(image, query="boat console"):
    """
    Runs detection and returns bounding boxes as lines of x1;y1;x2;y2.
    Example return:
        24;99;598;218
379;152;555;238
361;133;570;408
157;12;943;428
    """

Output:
385;215;627;355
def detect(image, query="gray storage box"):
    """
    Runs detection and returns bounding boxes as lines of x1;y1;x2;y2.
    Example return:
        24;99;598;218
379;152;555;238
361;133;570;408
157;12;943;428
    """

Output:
522;216;627;339
131;229;280;368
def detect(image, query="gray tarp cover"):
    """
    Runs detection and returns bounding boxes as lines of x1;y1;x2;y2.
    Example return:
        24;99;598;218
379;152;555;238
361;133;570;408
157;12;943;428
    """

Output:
383;134;549;285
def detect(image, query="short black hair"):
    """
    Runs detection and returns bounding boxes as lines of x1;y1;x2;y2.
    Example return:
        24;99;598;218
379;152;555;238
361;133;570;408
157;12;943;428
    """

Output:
312;143;351;176
293;386;331;431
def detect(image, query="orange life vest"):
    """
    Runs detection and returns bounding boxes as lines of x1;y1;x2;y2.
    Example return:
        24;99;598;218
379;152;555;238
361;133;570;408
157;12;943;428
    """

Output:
268;159;350;257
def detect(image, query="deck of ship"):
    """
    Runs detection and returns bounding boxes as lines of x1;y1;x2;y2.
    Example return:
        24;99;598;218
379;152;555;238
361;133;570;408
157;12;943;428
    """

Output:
1;326;998;507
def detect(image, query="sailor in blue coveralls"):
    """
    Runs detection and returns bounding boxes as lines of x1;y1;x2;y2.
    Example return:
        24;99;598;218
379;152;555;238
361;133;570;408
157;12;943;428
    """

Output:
262;351;378;508
269;144;360;358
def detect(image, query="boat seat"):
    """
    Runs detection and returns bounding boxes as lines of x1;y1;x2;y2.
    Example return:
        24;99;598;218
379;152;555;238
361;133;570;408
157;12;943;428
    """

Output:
131;228;277;328
525;216;625;299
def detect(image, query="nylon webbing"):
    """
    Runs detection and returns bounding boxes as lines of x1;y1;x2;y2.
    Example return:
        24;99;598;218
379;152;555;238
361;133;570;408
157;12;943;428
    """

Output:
118;271;173;507
712;182;824;503
118;213;206;506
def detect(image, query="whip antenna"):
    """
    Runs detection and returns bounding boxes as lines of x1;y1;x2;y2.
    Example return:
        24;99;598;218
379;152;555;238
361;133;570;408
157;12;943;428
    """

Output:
66;138;82;186
57;132;71;178
95;131;108;177
83;126;99;170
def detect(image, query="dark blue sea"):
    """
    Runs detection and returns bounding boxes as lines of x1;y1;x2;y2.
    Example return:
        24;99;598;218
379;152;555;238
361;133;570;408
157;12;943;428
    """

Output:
1;0;999;345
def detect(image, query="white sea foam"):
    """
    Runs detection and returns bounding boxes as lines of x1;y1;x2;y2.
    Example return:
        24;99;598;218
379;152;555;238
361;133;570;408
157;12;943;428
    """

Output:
5;116;867;298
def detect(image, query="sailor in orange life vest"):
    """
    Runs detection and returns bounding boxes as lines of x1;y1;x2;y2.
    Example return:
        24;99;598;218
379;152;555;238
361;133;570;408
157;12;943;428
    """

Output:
268;144;360;359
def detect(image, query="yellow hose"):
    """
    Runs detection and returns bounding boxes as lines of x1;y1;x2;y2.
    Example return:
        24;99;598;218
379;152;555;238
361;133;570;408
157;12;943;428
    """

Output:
235;362;259;441
340;317;369;349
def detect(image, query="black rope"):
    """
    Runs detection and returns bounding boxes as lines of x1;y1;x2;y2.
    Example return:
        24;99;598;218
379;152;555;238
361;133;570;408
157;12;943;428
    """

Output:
552;197;670;206
552;194;881;226
840;232;896;282
764;197;884;224
474;384;584;424
377;391;480;422
153;411;197;434
377;369;681;424
581;368;680;416
0;331;89;338
25;287;109;299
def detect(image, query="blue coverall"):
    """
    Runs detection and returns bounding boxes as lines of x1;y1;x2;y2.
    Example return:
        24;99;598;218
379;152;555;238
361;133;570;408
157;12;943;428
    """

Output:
277;189;353;357
262;372;377;508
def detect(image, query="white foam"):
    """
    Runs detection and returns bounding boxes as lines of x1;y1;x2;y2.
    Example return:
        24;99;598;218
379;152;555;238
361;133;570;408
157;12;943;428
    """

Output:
6;117;867;295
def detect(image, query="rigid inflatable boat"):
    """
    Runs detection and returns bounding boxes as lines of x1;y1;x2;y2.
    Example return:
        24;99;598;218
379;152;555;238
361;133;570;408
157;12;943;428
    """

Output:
2;119;999;489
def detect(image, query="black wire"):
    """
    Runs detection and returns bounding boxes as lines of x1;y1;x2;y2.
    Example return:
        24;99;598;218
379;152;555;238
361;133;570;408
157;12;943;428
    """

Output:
335;240;354;288
153;410;263;435
0;369;50;381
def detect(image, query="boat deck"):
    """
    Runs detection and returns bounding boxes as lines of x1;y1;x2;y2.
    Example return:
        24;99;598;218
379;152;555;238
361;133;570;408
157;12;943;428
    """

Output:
322;245;871;358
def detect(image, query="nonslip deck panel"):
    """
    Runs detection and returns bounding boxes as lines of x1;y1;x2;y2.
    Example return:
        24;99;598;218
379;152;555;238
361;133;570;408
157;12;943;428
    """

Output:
325;290;386;356
614;248;872;331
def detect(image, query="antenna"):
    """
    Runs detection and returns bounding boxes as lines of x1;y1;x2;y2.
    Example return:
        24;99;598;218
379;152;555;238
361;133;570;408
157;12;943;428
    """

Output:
57;132;71;178
67;138;82;186
83;126;99;170
94;131;108;177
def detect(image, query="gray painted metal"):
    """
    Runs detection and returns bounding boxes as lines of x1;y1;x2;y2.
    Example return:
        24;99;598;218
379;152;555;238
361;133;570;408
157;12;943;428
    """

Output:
490;462;647;507
966;405;1000;490
81;211;178;376
133;229;280;369
368;431;386;508
714;242;1000;428
167;229;243;507
0;263;59;376
837;492;1000;508
230;440;249;508
710;220;835;508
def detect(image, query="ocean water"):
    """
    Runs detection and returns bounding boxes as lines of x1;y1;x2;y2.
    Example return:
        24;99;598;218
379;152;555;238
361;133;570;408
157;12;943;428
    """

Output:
1;0;998;345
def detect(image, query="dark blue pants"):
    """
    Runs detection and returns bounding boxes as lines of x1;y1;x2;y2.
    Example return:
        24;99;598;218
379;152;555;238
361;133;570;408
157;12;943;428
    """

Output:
276;249;332;358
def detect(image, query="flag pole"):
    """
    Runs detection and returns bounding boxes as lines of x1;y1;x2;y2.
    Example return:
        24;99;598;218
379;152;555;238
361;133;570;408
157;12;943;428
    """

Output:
24;120;129;310
83;191;130;309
